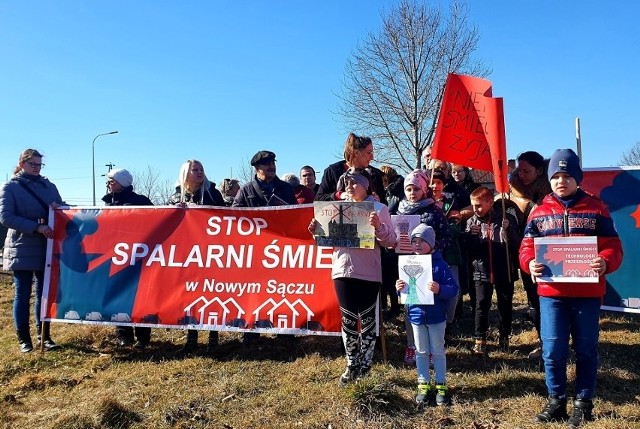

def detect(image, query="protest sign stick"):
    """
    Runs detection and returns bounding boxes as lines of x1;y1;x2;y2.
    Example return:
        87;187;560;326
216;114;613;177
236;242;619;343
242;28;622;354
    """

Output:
500;197;512;283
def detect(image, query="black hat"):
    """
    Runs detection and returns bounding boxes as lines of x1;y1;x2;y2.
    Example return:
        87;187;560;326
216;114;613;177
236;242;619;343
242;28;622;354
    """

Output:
548;148;583;184
250;150;276;166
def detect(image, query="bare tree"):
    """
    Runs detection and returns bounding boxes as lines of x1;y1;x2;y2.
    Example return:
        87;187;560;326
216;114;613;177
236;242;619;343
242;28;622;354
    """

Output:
337;0;489;172
620;142;640;166
133;166;175;205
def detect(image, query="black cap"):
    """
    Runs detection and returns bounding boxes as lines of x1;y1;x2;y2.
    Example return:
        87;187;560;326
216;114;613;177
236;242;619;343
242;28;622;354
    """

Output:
250;150;276;166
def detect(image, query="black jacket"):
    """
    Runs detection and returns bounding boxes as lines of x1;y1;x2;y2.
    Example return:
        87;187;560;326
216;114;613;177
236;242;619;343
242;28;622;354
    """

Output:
232;176;296;207
315;160;387;205
102;186;153;206
167;182;224;206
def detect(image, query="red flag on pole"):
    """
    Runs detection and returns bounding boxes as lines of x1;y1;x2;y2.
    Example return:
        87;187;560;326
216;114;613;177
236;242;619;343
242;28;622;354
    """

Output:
485;97;509;193
431;73;508;192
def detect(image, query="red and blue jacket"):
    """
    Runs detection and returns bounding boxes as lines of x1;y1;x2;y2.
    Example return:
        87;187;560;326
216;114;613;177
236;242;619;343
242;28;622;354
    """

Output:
519;189;623;298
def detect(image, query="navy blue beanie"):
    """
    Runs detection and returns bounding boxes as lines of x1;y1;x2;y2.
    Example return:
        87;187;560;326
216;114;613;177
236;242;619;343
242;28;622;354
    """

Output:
548;148;583;184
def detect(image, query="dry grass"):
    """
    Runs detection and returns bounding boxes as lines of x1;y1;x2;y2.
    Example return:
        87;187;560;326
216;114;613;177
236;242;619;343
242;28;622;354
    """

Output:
1;270;639;428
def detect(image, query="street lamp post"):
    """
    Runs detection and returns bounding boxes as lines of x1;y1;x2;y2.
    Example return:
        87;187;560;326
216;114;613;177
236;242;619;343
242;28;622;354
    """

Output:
92;131;118;205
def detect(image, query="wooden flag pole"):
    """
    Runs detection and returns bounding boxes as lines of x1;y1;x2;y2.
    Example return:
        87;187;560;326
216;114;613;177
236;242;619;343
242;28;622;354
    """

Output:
500;196;512;284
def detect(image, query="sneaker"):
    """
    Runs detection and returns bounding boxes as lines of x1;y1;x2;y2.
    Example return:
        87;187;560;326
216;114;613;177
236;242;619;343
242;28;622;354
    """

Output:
415;383;433;404
404;346;416;365
19;340;34;353
472;339;487;356
133;340;148;350
117;337;133;347
435;384;451;406
528;346;543;359
534;397;568;423
567;399;594;428
339;366;358;386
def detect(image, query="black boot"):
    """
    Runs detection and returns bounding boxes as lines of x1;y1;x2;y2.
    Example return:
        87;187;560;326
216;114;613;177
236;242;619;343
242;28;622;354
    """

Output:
179;330;198;354
37;322;60;351
567;398;594;428
534;397;568;422
17;328;33;353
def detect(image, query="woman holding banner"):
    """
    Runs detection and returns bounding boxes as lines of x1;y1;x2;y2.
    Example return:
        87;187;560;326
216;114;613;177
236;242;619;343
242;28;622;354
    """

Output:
309;168;396;385
0;149;64;353
169;159;224;354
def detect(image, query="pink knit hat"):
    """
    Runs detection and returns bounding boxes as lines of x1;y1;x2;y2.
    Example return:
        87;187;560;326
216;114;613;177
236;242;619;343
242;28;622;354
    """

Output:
404;169;428;194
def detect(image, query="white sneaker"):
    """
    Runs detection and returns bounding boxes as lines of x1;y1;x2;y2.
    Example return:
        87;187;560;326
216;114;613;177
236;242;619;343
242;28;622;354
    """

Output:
528;346;542;359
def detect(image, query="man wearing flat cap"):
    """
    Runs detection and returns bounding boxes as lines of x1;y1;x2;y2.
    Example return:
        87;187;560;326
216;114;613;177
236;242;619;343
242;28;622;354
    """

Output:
233;150;296;208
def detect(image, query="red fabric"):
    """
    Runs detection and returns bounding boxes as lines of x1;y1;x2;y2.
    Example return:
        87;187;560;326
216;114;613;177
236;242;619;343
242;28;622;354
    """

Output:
432;73;493;172
485;97;509;193
432;74;508;192
294;185;315;204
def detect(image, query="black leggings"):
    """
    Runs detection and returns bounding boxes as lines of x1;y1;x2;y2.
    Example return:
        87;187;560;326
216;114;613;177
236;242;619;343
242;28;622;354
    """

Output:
474;280;514;340
333;277;380;370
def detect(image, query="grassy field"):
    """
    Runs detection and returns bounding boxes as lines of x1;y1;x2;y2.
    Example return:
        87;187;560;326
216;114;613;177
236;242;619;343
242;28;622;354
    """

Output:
1;270;639;429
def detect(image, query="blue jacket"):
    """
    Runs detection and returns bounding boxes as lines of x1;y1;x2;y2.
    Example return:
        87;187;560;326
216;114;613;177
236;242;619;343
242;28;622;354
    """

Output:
1;173;64;271
406;250;458;325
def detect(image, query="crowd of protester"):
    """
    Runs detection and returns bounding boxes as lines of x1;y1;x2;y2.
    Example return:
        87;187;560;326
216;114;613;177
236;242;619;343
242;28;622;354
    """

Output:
0;138;622;427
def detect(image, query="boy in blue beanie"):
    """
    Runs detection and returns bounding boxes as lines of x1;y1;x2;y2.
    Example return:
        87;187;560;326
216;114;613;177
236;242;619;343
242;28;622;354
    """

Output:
520;148;623;427
396;223;458;406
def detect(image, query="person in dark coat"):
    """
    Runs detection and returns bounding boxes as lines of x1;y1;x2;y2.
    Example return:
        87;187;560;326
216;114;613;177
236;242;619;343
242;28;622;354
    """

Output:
233;150;296;347
1;149;64;353
299;165;320;195
282;173;315;204
233;151;296;208
102;168;153;349
315;133;387;205
169;159;224;354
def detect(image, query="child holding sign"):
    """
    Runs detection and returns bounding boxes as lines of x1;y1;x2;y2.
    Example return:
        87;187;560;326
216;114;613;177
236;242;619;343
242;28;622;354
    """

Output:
520;149;623;427
396;224;458;406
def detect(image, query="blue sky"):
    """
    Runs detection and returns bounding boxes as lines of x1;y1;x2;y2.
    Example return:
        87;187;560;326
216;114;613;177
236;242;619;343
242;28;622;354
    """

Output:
1;1;638;205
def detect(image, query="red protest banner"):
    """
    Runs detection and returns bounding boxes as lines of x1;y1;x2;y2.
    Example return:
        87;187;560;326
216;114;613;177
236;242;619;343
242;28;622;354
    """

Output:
432;73;494;172
432;73;510;192
43;205;341;335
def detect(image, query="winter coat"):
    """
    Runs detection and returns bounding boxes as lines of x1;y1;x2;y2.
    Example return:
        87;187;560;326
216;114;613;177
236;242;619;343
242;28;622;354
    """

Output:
167;182;224;206
519;189;623;298
1;173;64;271
406;250;458;325
232;176;296;207
331;196;397;282
101;186;153;206
443;176;470;209
462;209;521;284
385;174;405;214
509;173;552;223
396;198;454;254
315;160;387;205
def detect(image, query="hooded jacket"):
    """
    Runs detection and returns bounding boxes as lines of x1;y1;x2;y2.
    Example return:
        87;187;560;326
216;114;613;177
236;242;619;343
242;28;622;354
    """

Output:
519;189;623;298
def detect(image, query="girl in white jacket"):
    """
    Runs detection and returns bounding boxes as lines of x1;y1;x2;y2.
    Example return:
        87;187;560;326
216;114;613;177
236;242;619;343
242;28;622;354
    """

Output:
309;168;396;385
